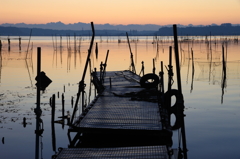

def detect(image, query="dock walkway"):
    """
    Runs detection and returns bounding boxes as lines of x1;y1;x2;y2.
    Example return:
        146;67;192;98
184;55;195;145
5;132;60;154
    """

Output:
55;70;173;158
54;145;169;159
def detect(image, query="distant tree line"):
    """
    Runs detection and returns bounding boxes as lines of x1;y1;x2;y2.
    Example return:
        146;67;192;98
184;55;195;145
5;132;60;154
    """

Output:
156;24;240;36
0;24;240;36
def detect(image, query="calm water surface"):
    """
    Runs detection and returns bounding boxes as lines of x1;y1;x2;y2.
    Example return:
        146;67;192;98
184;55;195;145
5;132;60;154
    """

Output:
0;36;240;159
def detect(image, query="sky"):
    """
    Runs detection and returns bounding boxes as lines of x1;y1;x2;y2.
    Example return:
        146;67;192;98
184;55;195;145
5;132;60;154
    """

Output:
1;0;240;25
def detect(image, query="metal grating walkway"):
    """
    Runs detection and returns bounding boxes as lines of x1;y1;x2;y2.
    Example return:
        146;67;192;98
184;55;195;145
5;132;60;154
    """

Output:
54;145;169;159
71;70;164;134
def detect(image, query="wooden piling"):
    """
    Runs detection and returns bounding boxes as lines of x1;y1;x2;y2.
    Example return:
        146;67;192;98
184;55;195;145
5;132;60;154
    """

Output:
173;24;188;159
139;61;144;76
167;46;172;92
71;96;74;108
152;59;156;74
126;32;136;73
160;61;164;93
71;22;95;124
0;40;2;52
110;77;112;88
51;94;56;152
35;47;41;159
62;93;65;129
101;50;109;83
62;93;65;118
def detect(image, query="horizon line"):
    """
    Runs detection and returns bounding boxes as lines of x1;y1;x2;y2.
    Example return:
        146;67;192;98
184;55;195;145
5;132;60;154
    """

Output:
1;21;240;26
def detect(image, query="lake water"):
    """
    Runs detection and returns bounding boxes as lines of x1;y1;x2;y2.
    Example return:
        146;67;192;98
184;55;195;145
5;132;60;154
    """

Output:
0;35;240;159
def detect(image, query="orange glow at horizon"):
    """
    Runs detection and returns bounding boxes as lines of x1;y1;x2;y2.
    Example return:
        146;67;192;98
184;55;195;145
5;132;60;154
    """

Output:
1;0;240;25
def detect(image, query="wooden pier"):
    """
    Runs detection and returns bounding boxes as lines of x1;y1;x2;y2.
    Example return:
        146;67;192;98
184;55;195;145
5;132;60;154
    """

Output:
53;24;187;159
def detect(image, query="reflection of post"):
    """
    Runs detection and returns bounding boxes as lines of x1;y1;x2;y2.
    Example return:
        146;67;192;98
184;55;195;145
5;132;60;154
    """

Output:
35;47;42;159
221;45;227;104
190;48;195;93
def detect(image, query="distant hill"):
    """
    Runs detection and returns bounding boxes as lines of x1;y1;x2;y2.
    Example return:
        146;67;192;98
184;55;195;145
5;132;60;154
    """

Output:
0;22;240;36
0;22;163;31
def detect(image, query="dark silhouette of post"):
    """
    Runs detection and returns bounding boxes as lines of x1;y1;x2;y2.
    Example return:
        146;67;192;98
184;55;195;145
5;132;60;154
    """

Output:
0;40;2;51
35;47;42;159
51;94;56;152
173;24;188;159
71;22;95;124
8;38;10;51
19;37;21;50
126;32;136;73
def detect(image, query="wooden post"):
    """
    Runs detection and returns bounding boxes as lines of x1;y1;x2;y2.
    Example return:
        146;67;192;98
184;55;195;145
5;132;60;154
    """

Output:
126;32;136;73
35;47;41;159
71;22;95;124
110;77;112;88
173;24;188;159
140;61;144;76
19;37;21;50
173;25;182;93
62;93;65;129
0;40;2;51
153;58;156;74
167;46;172;92
51;94;56;152
8;38;10;51
71;96;74;108
160;61;164;93
101;50;109;83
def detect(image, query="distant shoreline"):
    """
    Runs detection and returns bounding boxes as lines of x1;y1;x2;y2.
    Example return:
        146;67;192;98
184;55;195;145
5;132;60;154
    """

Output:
1;25;240;36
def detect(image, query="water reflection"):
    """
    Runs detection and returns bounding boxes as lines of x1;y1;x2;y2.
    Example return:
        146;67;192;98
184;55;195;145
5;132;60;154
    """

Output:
0;35;239;159
179;37;240;103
